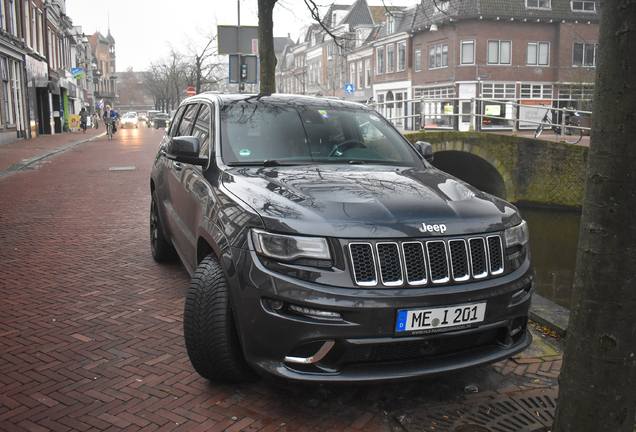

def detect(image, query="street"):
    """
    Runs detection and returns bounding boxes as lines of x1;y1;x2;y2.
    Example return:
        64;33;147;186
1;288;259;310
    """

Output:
0;126;561;431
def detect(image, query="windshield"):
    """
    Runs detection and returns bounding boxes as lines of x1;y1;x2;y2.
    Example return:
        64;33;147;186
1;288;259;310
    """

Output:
220;100;423;166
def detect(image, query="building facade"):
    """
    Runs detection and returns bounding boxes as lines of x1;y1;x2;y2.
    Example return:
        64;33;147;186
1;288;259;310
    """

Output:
276;0;600;133
0;0;109;145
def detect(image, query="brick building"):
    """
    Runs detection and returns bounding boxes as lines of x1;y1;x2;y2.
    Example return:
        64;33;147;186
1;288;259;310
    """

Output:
276;0;599;132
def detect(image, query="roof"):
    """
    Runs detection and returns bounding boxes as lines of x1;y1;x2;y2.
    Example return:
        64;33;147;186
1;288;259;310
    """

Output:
339;0;375;27
414;0;599;25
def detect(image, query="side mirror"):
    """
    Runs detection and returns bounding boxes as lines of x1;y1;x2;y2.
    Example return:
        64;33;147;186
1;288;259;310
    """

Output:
166;136;208;166
414;141;434;162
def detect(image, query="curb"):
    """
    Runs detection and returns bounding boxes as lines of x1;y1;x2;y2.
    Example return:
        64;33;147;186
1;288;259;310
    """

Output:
530;293;570;337
0;132;106;179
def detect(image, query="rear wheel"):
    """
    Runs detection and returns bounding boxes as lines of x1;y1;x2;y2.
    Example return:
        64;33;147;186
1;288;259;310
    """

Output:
150;191;177;262
183;255;257;383
563;121;583;144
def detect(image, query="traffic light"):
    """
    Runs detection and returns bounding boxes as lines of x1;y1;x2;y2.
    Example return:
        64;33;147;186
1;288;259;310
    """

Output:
241;63;248;80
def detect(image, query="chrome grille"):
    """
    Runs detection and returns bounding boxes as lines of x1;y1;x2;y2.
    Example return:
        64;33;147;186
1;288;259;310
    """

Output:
348;234;505;287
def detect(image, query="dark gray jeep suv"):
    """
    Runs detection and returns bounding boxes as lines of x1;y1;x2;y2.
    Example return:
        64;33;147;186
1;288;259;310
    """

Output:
150;93;533;383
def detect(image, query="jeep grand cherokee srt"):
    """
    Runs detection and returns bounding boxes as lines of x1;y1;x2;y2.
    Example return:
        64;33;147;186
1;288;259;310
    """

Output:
149;93;533;383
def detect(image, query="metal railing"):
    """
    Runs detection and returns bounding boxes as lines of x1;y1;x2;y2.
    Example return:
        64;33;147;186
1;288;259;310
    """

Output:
368;96;591;141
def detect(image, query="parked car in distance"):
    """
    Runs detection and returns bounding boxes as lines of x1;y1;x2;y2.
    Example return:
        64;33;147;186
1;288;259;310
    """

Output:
120;113;138;129
150;93;533;384
153;113;170;129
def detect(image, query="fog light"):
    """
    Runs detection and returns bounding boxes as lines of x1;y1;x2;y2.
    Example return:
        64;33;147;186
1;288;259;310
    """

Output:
271;300;284;310
289;304;341;319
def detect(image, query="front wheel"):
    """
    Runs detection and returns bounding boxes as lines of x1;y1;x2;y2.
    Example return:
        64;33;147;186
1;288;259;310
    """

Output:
534;123;544;139
563;122;583;144
183;255;257;383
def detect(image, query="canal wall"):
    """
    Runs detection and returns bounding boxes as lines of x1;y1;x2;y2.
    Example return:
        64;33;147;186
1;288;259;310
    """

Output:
405;131;588;208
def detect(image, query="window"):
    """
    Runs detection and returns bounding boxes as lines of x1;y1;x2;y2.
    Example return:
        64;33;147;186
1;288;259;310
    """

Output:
488;40;512;65
193;105;212;158
376;47;384;74
414;49;421;72
521;83;553;99
350;63;355;87
571;1;595;11
24;1;30;47
527;42;550;66
365;59;371;88
461;40;475;65
428;43;448;69
386;44;395;73
387;15;394;34
327;43;333;60
397;41;406;72
357;61;362;89
573;42;596;66
8;0;16;36
526;0;551;8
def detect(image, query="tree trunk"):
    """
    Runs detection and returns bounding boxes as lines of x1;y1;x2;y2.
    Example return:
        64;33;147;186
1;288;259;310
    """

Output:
552;1;636;431
258;0;278;94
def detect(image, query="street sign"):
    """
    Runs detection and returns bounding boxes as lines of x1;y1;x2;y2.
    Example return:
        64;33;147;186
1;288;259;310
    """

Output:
229;55;258;84
345;84;354;94
218;25;260;55
186;87;196;97
71;68;83;79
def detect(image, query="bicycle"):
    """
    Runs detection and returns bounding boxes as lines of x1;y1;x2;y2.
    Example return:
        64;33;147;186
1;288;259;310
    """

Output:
534;105;582;144
104;118;116;140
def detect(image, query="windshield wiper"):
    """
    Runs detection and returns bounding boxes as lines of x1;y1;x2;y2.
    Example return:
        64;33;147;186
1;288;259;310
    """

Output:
263;159;281;167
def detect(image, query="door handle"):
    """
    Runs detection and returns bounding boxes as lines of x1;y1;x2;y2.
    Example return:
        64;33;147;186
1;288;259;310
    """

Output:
173;162;183;171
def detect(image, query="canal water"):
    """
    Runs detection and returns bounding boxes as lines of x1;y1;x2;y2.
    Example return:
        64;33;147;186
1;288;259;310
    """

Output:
517;205;582;310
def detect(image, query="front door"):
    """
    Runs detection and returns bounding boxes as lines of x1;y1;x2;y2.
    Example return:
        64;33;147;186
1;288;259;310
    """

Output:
459;100;472;131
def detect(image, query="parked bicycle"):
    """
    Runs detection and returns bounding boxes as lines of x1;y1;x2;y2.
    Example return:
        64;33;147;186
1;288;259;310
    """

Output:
534;105;582;144
104;117;116;140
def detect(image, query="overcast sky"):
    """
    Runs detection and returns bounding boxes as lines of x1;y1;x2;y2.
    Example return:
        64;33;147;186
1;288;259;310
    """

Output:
66;0;418;72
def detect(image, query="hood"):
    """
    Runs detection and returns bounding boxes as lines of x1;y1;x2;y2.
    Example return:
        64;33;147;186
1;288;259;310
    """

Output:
222;165;521;238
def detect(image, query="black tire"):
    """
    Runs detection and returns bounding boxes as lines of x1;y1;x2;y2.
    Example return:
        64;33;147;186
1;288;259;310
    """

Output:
563;121;583;144
183;255;257;383
533;123;544;139
150;191;178;262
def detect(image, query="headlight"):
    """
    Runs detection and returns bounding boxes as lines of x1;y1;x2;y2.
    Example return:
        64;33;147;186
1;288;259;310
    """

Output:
251;229;331;261
505;220;529;248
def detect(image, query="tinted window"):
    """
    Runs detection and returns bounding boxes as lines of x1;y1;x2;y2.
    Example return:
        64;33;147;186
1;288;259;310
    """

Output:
220;101;422;166
192;104;212;158
175;104;198;137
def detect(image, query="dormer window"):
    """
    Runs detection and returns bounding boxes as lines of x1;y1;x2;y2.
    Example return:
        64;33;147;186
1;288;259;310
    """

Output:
526;0;551;8
387;16;395;34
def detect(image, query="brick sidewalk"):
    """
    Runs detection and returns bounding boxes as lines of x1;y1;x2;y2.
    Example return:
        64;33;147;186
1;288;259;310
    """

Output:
0;127;562;431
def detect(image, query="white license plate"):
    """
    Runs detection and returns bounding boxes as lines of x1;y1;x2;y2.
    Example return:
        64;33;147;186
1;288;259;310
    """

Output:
396;302;487;334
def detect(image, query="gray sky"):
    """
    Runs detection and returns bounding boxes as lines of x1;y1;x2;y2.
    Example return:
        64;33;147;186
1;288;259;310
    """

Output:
66;0;418;72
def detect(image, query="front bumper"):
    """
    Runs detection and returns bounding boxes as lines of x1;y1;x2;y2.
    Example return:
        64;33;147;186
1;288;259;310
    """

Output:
227;246;534;383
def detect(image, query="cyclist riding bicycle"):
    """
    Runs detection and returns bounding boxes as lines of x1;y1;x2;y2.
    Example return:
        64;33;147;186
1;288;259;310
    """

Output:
103;105;119;134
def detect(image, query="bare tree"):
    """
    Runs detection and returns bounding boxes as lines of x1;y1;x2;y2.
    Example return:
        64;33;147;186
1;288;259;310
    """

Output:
552;1;636;431
118;67;145;107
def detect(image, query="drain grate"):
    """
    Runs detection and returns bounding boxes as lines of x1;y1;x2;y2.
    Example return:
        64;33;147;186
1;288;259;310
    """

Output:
398;389;557;432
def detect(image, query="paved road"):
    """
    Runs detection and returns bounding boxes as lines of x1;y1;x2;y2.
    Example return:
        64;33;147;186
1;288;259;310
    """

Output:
0;126;562;431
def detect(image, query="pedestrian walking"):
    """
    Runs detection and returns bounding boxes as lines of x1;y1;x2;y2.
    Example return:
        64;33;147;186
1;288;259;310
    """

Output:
79;108;88;133
92;112;99;130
